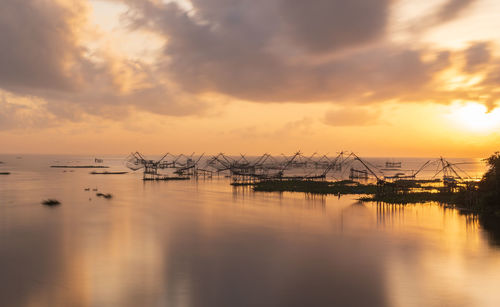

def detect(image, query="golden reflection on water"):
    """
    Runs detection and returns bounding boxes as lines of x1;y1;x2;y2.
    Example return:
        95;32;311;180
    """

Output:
0;155;499;307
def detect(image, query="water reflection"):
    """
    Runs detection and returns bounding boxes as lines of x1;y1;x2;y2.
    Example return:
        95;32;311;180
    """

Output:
479;215;500;246
160;196;388;307
1;155;500;306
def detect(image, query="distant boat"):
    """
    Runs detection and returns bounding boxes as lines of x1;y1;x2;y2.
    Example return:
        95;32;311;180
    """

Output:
385;161;402;168
0;172;10;175
95;158;104;163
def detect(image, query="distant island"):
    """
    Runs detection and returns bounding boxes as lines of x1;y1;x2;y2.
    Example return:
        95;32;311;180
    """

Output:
51;165;109;169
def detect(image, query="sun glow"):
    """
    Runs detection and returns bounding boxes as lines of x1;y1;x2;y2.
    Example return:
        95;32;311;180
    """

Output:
449;102;500;132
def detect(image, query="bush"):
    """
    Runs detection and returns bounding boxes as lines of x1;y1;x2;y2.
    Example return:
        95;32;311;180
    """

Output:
479;152;500;209
42;199;61;206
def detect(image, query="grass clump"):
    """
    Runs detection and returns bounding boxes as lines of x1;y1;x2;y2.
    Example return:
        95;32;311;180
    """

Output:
254;180;378;195
42;199;61;206
96;193;113;199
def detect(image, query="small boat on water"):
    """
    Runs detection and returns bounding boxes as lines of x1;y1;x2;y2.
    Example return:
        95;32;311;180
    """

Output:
0;172;10;175
385;161;402;168
90;171;128;175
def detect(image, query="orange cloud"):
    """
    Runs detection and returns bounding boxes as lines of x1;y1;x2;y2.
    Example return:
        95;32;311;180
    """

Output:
0;0;498;140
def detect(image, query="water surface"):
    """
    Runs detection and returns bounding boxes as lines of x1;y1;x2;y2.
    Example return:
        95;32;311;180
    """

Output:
0;155;499;307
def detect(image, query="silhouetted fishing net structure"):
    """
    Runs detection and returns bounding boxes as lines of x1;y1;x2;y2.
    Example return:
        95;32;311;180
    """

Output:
125;151;481;185
125;152;207;180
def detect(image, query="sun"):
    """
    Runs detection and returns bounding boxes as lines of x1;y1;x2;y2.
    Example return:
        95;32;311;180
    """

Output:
449;102;500;133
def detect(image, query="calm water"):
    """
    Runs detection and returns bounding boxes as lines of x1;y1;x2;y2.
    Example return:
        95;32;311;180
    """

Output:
1;155;499;307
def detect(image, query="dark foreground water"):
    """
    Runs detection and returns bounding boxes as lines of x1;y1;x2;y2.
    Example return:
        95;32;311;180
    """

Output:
0;155;499;307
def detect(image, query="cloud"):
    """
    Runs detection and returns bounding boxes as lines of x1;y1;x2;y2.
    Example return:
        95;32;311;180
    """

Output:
0;0;90;92
477;64;500;110
410;0;479;32
280;0;391;53
121;0;457;105
463;42;491;73
125;0;391;53
0;0;494;131
434;0;478;24
458;42;500;110
230;117;314;140
0;0;209;127
37;53;208;119
323;107;381;127
0;93;57;130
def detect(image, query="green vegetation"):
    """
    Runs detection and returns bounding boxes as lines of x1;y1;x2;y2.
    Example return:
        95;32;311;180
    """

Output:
476;152;500;214
254;179;464;204
254;180;378;195
252;152;500;216
254;178;484;206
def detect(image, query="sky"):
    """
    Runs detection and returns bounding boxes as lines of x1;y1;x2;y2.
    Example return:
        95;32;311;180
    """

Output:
0;0;499;157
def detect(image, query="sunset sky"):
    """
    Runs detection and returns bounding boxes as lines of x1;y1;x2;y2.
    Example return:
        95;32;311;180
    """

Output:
1;0;499;157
